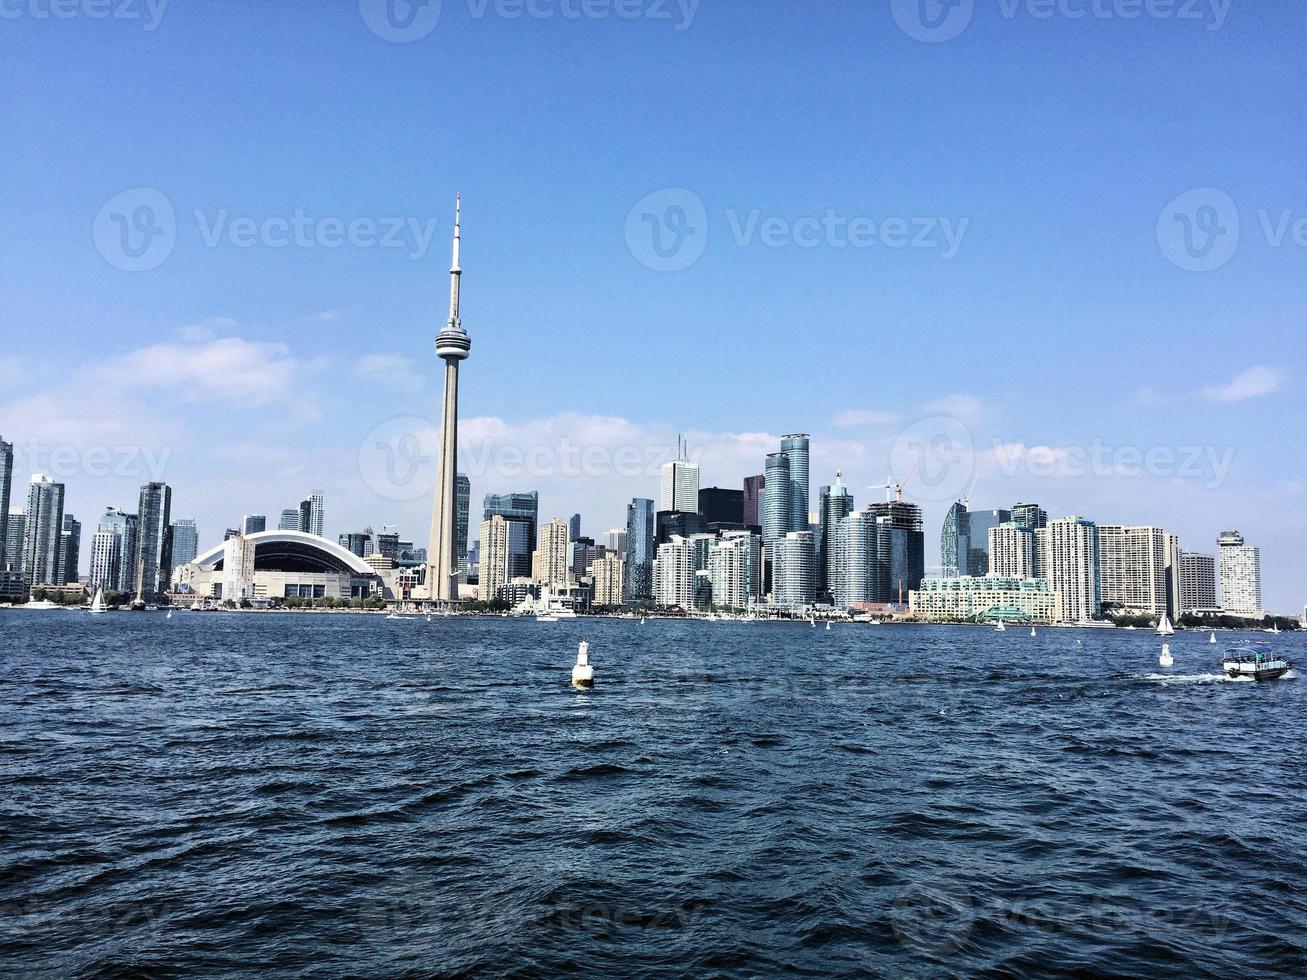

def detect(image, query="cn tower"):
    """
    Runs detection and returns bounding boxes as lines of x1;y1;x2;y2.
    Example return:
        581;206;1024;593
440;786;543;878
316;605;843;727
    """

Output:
427;195;471;603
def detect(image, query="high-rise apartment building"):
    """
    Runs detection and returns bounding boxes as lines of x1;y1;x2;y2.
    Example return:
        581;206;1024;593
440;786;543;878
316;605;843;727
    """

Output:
867;499;925;602
965;508;1012;576
299;492;325;537
57;514;81;585
743;474;765;527
171;518;199;571
21;475;65;586
479;515;510;600
831;508;879;609
1098;525;1181;619
1179;551;1219;613
278;509;301;531
818;473;853;594
709;531;762;610
780;434;810;532
989;522;1037;580
89;528;119;593
92;507;138;593
135;482;173;599
660;459;700;514
242;514;267;535
590;553;625;607
1217;531;1262;616
772;529;816;608
4;509;23;572
455;474;471;576
603;527;628;560
568;513;581;541
1011;503;1048;530
483;491;539;581
533;517;570;587
941;501;967;577
339;532;371;558
0;437;12;567
222;532;256;603
653;535;697;610
762;453;792;549
624;498;655;602
1037;516;1102;623
699;487;744;527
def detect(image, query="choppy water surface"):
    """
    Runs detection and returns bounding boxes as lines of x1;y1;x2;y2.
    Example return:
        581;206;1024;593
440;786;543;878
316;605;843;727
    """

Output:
3;611;1306;976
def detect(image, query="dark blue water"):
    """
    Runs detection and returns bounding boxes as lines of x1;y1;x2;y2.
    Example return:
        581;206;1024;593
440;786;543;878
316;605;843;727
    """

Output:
3;611;1306;977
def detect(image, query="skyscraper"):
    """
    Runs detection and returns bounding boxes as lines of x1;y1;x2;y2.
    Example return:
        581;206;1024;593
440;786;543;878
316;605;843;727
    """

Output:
1217;531;1262;616
603;527;628;560
279;509;301;531
57;514;81;585
591;554;625;607
171;518;199;570
89;528;119;593
533;517;570;587
772;529;816;608
818;473;853;594
568;513;581;541
653;535;698;610
0;437;12;566
242;514;267;535
135;482;173;598
4;509;23;572
1037;516;1101;623
427;197;472;603
299;492;325;537
21;475;65;586
831;508;879;609
965;508;1012;576
483;491;539;581
709;531;762;610
1179;551;1219;613
1098;525;1180;620
660;459;700;513
698;487;744;527
762;453;792;550
867;498;925;602
479;515;509;600
94;507;138;593
941;501;967;578
455;473;471;576
989;522;1037;580
1011;503;1048;530
624;498;655;601
742;474;764;527
339;531;371;558
780;434;810;532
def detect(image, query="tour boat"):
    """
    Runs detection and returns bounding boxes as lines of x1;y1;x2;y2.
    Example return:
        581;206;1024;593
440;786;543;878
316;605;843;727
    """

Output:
1075;618;1117;629
1223;652;1291;682
1157;614;1176;637
21;599;61;610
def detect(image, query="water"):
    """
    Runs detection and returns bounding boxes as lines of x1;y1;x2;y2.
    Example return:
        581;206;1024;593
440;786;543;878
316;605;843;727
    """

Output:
3;612;1306;977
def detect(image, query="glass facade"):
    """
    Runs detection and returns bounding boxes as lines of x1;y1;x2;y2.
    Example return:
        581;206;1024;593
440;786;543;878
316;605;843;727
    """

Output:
171;519;199;570
136;482;173;598
456;474;471;574
742;474;764;528
780;434;810;532
762;453;791;549
832;508;879;609
818;473;853;594
624;498;655;601
483;491;539;581
0;437;12;567
772;529;816;607
21;475;65;586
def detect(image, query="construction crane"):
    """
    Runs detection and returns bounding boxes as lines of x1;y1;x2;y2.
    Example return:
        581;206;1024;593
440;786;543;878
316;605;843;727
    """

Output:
869;462;918;503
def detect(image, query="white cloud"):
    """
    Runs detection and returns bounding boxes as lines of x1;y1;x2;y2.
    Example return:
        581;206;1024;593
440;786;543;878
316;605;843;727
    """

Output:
356;353;423;393
97;336;303;406
1202;366;1282;403
833;409;900;428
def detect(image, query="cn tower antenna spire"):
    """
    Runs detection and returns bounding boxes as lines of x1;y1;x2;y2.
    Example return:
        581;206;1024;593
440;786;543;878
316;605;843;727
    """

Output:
447;193;462;332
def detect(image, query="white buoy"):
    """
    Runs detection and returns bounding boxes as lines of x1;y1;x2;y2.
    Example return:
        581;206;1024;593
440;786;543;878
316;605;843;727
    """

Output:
1209;632;1217;644
825;621;831;631
572;638;594;688
1159;643;1174;668
1030;626;1036;637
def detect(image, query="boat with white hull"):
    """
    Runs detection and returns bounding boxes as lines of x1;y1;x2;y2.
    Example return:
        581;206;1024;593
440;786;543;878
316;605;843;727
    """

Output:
1223;653;1291;682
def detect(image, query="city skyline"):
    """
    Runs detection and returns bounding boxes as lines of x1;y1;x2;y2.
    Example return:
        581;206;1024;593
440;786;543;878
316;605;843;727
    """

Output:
0;5;1302;609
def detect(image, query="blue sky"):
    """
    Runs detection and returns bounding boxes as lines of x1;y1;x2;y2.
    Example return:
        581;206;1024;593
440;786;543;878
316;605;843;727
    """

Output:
0;0;1302;609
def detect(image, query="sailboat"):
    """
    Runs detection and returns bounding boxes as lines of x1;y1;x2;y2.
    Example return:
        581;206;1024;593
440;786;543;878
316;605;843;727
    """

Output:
1030;626;1037;637
166;609;173;620
995;620;1007;632
1157;614;1176;637
825;621;832;631
88;588;107;615
1209;632;1217;644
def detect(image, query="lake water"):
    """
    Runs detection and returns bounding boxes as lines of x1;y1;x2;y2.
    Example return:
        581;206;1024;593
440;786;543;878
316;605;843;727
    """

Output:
3;611;1305;976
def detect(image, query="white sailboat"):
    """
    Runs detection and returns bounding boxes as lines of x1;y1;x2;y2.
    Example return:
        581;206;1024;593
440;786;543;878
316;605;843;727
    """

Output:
1209;631;1217;644
88;588;107;615
1030;626;1037;637
995;620;1007;632
1157;614;1176;637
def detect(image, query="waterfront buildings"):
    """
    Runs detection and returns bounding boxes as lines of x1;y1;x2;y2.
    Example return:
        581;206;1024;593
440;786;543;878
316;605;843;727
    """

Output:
1011;503;1048;530
483;492;539;581
818;473;853;594
653;534;697;609
223;532;256;603
656;509;702;546
533;517;570;587
175;530;383;603
660;458;700;514
4;509;23;571
479;514;510;600
242;514;267;535
1218;530;1262;616
965;508;1012;576
21;475;64;586
1037;516;1101;623
942;502;1011;577
762;453;792;549
708;531;762;609
91;507;138;593
941;501;966;578
339;531;371;558
590;553;625;607
742;474;764;528
171;519;199;571
624;498;655;601
988;522;1037;580
278;509;301;531
136;482;173;599
426;198;472;603
772;529;816;608
0;437;11;565
603;527;627;560
910;576;1059;623
1097;525;1181;620
1179;551;1219;613
867;498;925;603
